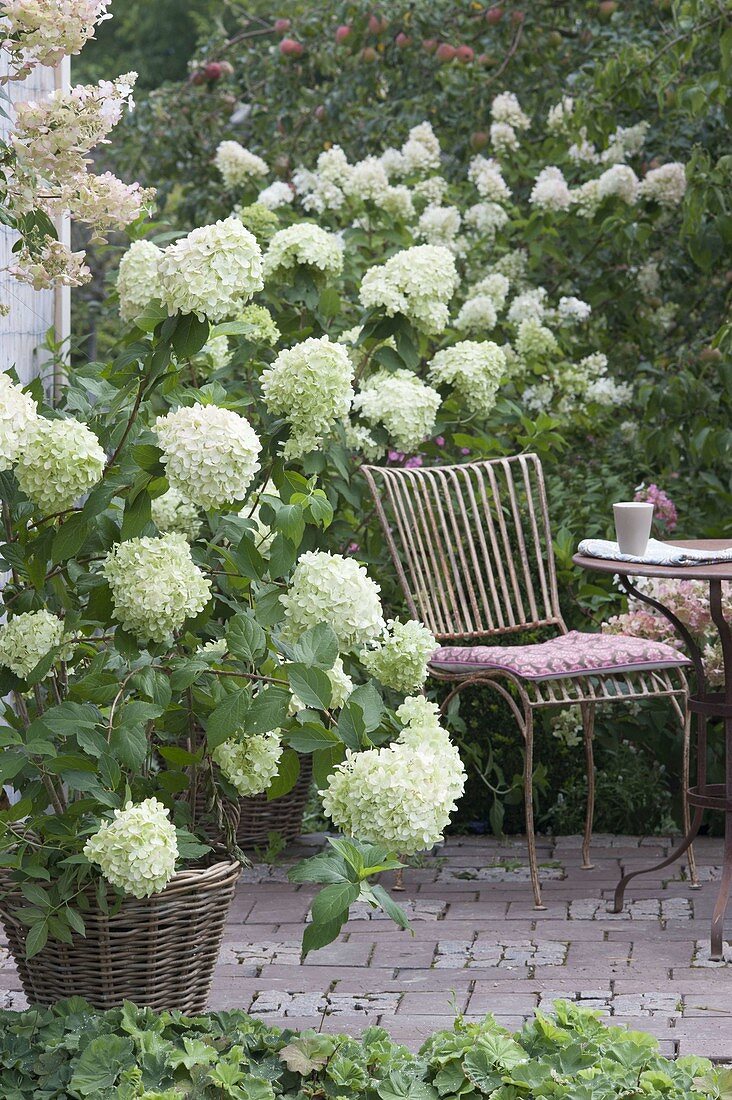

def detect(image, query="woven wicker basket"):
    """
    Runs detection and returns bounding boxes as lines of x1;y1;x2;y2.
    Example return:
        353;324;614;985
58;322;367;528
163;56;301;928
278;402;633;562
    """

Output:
0;859;241;1012
235;754;313;849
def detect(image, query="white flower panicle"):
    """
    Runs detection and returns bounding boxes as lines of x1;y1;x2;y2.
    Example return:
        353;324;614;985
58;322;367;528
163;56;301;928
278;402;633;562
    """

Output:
2;0;111;75
214;140;268;189
557;296;592;323
417;204;462;247
464;202;509;238
155;404;261;510
378;185;415;220
471;272;510;311
0;371;37;471
263;223;344;280
15;416;105;513
260;336;354;460
282;550;385;650
359;245;459;335
529;166;572;211
159;217;263;321
507;287;547;325
428;341;506;416
490;121;519;154
413;176;449;205
491;92;530;130
515;318;559;359
400;122;442;175
597;164;639;204
345;156;390;202
546;96;573;132
200;334;232;373
0;610;66;679
213;731;283;797
103;534;211;643
84;798;178;899
341;419;382;460
570;178;602;218
468;156;511;203
239;304;280;346
361;619;437;694
151;486;202;541
602;122;650;164
455;295;498;334
638;163;687;207
257;181;294;210
321;696;466;855
354;369;441;453
117;239;162;323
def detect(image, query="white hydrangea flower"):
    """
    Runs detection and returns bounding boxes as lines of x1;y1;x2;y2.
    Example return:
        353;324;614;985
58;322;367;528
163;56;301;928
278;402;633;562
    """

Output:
155;404;261;510
570;178;602;218
361;619;436;694
557;296;592;323
0;610;67;679
417;204;461;246
467;156;511;203
214;140;268;188
263;223;344;280
546;96;573;132
455;295;498;334
636;260;661;298
464;202;509;238
400;121;441;174
507;287;547;325
341;419;383;460
260;336;354;460
491;250;528;283
529;166;572;211
2;0;111;76
200;334;232;372
413;176;449;205
213;731;283;797
471;272;510;311
316;145;353;187
601;122;649;164
0;371;37;471
516;319;559;359
491;92;530;130
597;164;639;204
490;121;519;154
379;146;405;177
568;128;600;165
159;217;263;321
378;185;415;220
15;417;105;513
428;341;506;416
359;245;459;335
257;180;294;209
281;550;384;650
239;304;280;346
291;656;353;712
321;698;465;855
103;534;211;643
84;797;178;899
151;486;202;541
638;163;687;207
345;157;390;202
354;369;441;452
116;240;162;323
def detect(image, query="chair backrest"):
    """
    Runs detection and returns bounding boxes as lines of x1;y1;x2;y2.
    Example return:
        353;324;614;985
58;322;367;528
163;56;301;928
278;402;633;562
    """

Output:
361;454;565;642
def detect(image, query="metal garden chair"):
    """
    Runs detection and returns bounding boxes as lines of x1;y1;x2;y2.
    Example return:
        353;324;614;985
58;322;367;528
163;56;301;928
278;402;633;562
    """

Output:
362;453;696;908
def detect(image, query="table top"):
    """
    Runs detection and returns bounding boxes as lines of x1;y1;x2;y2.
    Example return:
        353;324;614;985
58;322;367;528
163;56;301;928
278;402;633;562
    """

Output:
573;539;732;581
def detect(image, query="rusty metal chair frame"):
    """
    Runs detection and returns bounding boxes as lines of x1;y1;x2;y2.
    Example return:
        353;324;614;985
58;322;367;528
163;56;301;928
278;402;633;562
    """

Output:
362;453;695;908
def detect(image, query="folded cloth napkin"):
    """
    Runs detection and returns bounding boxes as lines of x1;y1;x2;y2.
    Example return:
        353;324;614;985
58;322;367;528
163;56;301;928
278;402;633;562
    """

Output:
577;538;732;567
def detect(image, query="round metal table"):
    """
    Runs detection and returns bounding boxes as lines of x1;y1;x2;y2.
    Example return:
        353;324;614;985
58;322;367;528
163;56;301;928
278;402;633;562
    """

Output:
573;539;732;958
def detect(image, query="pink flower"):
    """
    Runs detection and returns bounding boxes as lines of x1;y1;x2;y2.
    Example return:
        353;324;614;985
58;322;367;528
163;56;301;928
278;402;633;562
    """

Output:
634;482;678;532
405;455;423;469
346;541;360;555
388;450;405;464
435;436;445;447
460;447;471;456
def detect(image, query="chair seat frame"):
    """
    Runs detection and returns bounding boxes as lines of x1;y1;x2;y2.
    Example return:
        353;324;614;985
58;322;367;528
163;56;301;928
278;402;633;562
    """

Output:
362;454;695;908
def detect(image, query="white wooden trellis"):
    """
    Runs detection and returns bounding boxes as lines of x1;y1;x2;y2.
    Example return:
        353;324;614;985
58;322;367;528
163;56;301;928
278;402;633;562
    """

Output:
0;52;71;399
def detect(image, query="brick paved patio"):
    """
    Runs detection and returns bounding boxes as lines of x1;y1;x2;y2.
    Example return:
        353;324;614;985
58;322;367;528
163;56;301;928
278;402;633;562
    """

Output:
2;832;732;1059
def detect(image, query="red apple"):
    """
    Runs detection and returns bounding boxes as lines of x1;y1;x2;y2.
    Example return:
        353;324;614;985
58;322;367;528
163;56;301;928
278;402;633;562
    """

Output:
455;44;474;62
189;70;206;85
422;38;438;52
485;5;504;23
335;24;352;43
274;18;291;33
435;42;456;61
279;37;303;57
510;10;525;23
395;32;412;47
203;61;223;81
361;45;378;61
470;130;489;151
368;14;388;34
598;0;617;14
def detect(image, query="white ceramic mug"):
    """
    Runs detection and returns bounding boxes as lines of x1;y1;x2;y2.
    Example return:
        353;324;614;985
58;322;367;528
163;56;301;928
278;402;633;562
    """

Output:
613;502;654;557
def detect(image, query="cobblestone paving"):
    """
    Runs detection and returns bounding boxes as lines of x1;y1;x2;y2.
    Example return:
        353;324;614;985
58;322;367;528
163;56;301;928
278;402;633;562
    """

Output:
2;833;732;1058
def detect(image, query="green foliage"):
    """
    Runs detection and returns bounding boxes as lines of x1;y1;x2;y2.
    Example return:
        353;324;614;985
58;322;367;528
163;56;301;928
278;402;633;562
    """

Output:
0;997;723;1098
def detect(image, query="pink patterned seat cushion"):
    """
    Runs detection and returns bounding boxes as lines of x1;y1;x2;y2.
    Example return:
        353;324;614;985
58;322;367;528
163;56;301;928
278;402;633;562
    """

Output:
430;630;691;682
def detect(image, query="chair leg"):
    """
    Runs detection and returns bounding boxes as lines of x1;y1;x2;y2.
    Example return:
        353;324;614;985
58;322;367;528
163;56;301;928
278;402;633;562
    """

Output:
680;700;699;889
523;708;546;910
580;702;596;871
